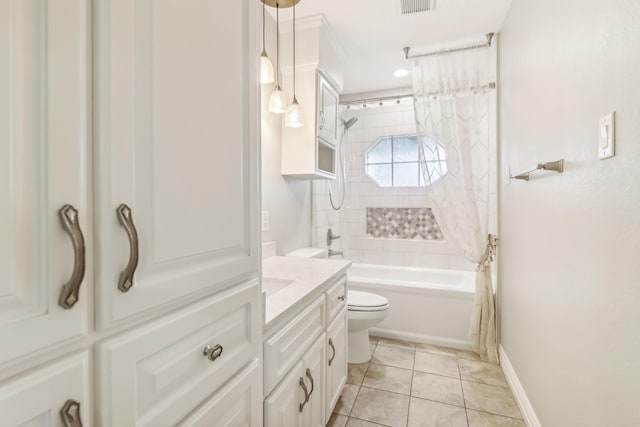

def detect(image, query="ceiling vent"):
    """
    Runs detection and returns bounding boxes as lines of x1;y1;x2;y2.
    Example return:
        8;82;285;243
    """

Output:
400;0;435;15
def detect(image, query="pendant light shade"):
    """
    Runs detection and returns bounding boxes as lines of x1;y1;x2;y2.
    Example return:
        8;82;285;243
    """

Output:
268;3;287;114
269;87;288;113
285;98;304;128
260;52;275;85
285;0;304;127
260;1;274;84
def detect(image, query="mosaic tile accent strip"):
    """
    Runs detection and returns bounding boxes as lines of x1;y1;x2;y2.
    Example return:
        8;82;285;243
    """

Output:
366;207;444;240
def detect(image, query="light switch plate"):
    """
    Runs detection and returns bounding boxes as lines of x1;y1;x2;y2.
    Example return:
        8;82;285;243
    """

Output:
599;112;615;160
261;211;269;232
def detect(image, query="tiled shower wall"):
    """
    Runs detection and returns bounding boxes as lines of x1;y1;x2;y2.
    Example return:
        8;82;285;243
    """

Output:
312;102;499;271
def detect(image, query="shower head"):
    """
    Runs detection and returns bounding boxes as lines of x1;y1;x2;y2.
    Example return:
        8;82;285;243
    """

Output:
342;117;358;130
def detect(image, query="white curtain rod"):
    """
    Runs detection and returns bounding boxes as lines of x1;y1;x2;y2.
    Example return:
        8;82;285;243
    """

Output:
404;33;495;60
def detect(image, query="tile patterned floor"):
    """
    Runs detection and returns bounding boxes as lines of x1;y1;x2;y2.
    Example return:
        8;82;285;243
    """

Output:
327;337;526;427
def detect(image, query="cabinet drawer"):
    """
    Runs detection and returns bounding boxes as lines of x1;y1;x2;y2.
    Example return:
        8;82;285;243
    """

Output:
264;295;325;395
98;279;261;427
178;359;262;427
0;351;91;427
325;276;347;321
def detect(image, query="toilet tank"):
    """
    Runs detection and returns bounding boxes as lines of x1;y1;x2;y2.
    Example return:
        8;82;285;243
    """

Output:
284;248;328;258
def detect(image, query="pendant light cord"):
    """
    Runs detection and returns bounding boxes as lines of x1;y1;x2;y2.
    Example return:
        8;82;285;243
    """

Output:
275;4;280;87
292;1;296;100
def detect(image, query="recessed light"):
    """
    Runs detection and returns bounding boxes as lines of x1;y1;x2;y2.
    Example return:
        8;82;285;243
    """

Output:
393;68;409;78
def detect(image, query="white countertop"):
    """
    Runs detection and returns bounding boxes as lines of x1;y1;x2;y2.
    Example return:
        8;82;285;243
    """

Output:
262;256;351;331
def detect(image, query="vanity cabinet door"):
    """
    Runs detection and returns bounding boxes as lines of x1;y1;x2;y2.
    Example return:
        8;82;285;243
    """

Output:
264;361;305;427
0;0;91;367
94;0;260;329
325;309;348;420
301;333;327;427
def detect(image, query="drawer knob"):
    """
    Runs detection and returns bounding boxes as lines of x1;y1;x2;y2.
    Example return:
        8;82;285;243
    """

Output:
337;295;345;302
60;399;83;427
203;344;223;362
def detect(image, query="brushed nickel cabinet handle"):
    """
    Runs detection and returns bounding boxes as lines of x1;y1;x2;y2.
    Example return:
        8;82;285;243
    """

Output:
298;377;309;412
58;205;86;309
60;399;83;427
203;344;223;362
305;368;314;397
337;295;345;302
328;338;336;366
116;204;139;292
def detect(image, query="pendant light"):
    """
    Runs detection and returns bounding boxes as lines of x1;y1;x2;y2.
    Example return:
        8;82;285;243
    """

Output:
260;0;275;84
268;3;288;114
285;0;304;128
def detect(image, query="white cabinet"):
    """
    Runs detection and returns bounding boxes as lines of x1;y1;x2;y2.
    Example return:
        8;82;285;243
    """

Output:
265;334;326;427
94;0;259;329
97;280;261;427
0;351;91;427
1;0;262;424
281;71;340;180
326;309;348;420
0;0;91;368
318;74;340;147
263;274;347;427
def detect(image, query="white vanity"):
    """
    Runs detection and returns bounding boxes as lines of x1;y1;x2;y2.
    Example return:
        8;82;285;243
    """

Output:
262;256;351;427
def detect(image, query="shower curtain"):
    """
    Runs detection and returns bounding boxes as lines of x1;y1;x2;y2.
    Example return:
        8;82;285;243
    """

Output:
411;47;498;362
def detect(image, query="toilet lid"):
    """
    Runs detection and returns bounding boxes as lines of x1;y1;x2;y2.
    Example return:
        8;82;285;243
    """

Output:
348;291;389;310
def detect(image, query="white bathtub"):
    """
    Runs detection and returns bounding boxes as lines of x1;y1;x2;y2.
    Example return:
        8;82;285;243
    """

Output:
347;263;475;349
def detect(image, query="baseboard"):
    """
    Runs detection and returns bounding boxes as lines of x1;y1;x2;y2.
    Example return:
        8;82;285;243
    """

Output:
369;327;472;351
499;345;542;427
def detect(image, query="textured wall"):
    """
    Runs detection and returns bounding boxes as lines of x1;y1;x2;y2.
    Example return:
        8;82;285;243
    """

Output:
498;0;640;425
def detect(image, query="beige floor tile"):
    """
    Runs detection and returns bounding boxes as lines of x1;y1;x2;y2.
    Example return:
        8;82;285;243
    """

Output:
408;397;468;427
462;381;522;419
414;352;460;378
362;364;413;395
369;343;377;354
346;418;389;427
335;384;360;416
371;345;415;370
415;343;458;357
377;337;416;350
467;410;527;427
456;349;481;361
350;387;410;427
458;358;508;387
411;371;464;407
348;363;369;385
327;413;349;427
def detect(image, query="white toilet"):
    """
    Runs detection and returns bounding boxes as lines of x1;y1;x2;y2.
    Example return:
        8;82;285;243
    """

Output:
284;248;390;364
347;290;390;364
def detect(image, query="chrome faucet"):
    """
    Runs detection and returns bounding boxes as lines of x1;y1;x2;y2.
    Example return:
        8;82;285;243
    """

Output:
326;228;341;246
328;249;344;258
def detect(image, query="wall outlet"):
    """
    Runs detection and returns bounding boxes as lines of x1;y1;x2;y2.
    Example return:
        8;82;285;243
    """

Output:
261;211;269;232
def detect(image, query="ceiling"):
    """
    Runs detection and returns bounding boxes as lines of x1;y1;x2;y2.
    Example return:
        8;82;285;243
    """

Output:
269;0;512;95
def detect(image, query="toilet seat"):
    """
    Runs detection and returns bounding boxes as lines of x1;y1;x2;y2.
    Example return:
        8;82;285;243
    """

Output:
348;290;389;312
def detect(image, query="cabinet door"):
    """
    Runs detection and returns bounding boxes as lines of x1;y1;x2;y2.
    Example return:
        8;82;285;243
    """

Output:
94;0;260;328
317;75;339;146
178;359;262;427
0;351;91;427
301;333;327;427
264;361;305;427
0;0;90;366
325;309;348;420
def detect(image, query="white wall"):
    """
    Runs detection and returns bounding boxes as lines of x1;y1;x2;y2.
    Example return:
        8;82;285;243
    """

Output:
498;1;640;425
261;13;311;255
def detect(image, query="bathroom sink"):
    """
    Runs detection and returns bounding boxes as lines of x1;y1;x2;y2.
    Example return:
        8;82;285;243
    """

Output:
262;277;295;296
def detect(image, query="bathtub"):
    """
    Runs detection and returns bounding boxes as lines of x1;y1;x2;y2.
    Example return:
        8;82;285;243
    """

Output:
347;263;475;349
